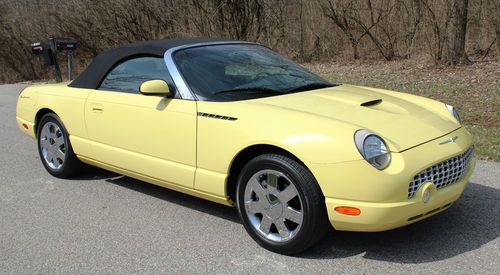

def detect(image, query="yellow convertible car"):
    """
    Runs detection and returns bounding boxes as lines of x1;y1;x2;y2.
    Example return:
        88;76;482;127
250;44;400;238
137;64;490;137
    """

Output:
16;38;476;254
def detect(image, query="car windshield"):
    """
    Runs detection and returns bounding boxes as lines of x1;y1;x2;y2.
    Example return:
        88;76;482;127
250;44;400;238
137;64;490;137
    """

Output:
173;44;335;101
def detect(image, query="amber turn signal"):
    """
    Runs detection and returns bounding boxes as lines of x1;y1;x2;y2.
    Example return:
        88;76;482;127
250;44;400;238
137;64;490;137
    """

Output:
22;123;29;129
335;206;361;216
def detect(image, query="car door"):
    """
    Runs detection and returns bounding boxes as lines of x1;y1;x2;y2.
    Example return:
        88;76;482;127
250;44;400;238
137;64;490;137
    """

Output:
84;56;197;188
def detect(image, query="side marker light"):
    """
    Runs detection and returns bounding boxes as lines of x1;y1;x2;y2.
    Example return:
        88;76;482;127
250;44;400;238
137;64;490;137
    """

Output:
335;206;361;216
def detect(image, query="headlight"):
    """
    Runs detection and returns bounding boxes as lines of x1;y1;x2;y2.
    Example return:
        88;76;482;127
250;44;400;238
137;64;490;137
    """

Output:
354;130;391;170
446;104;461;123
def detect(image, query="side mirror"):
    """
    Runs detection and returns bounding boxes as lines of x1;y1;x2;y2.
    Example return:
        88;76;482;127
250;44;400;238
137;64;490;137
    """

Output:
140;80;172;97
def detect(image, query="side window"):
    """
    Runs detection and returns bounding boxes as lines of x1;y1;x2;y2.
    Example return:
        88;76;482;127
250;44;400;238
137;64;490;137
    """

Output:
99;57;174;94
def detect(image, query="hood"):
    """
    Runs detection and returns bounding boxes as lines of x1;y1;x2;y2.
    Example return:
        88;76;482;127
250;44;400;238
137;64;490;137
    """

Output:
251;85;459;152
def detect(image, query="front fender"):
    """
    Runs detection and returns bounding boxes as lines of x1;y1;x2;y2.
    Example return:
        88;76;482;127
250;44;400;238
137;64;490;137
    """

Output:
196;100;363;176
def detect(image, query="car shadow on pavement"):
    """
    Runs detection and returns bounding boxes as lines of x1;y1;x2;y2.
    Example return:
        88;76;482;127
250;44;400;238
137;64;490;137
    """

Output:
70;166;120;181
88;167;499;264
104;174;241;224
301;182;500;263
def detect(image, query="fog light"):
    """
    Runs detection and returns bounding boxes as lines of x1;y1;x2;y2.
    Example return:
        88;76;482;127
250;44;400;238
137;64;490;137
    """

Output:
422;188;430;204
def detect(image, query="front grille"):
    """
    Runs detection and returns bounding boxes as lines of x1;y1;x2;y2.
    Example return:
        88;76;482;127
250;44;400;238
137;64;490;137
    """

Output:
408;147;474;198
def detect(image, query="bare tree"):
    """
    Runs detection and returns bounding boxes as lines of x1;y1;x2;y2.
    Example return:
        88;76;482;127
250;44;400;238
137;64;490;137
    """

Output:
347;0;402;60
443;0;469;64
322;0;367;59
0;0;499;82
494;0;500;60
405;0;423;57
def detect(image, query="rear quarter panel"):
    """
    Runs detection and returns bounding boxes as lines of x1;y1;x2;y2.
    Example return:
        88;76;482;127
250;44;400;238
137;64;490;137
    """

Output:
16;83;92;156
16;86;38;138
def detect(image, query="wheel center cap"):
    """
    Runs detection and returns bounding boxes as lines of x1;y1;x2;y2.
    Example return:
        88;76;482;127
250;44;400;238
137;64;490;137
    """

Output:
265;194;283;220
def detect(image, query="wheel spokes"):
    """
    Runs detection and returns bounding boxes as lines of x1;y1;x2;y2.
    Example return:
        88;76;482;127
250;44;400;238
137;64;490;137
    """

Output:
39;137;49;150
243;169;304;242
43;148;53;160
278;184;298;203
54;149;65;162
39;122;66;170
283;207;302;224
249;178;267;199
245;200;266;214
53;135;65;148
259;216;273;235
274;219;290;238
40;127;50;142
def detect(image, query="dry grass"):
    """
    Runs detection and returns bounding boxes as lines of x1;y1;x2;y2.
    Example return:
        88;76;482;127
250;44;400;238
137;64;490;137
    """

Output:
306;59;500;161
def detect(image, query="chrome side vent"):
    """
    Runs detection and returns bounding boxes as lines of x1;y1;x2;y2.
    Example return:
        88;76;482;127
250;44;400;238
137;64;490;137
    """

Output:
197;112;237;121
360;99;383;107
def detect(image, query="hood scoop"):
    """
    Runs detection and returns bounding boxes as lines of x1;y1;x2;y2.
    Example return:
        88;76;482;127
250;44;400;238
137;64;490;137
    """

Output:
361;99;409;115
360;99;383;107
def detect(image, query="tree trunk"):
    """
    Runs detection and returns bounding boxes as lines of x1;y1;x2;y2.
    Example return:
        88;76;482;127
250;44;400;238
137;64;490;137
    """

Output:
443;0;469;64
299;0;305;60
467;0;482;54
407;0;422;58
496;0;500;61
352;40;359;59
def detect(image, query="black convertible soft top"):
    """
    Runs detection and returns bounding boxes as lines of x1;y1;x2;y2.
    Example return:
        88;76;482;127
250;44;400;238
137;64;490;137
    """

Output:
69;37;231;89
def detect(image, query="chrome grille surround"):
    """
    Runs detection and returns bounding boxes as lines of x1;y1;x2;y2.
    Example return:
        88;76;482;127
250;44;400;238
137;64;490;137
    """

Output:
408;147;474;198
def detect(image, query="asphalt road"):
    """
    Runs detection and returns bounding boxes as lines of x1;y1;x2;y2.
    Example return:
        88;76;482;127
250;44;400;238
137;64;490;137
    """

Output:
1;83;499;274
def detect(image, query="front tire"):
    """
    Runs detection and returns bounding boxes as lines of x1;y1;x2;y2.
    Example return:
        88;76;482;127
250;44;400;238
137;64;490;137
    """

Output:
236;154;330;255
37;113;83;178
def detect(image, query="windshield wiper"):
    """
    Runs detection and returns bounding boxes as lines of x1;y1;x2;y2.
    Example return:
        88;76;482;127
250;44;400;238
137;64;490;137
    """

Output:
286;82;335;93
213;87;284;95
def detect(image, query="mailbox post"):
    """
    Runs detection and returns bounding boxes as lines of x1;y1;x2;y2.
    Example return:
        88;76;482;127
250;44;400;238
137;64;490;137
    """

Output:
31;38;77;82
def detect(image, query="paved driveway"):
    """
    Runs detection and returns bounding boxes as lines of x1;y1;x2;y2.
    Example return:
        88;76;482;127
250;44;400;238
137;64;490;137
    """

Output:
1;84;499;274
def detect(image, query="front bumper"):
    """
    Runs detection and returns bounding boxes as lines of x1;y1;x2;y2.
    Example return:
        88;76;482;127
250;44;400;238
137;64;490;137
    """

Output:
308;127;476;232
325;163;474;231
16;116;36;139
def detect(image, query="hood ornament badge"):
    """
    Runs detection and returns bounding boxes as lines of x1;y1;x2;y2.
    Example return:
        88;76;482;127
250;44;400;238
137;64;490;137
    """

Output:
440;136;459;145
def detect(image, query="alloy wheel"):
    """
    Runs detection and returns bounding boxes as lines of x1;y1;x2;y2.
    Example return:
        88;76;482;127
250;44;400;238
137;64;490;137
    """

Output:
39;122;66;170
243;169;303;242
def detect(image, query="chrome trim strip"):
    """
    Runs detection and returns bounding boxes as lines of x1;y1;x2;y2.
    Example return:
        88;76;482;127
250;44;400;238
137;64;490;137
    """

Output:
163;41;262;101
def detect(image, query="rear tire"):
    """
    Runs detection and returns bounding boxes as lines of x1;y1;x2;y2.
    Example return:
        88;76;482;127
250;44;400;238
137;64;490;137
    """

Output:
236;153;330;255
37;113;83;178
